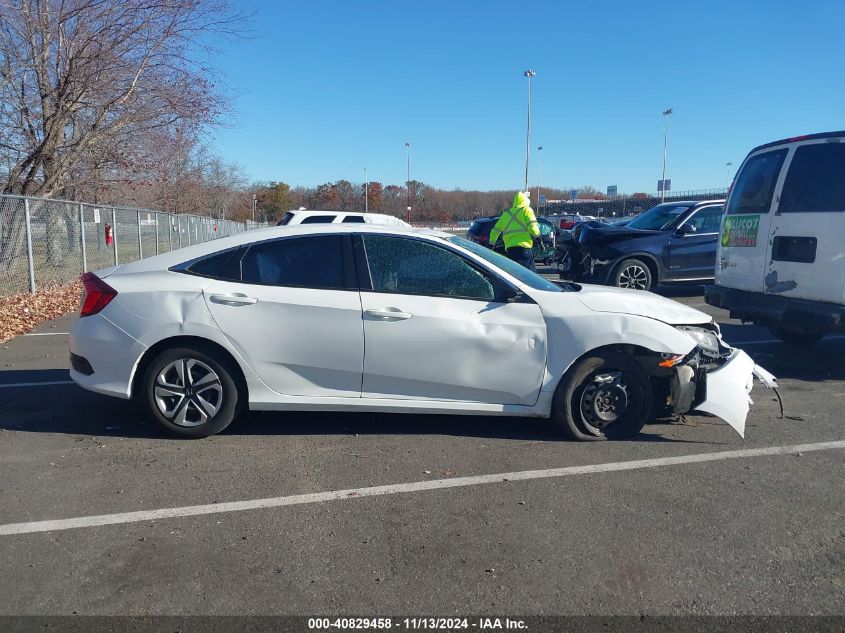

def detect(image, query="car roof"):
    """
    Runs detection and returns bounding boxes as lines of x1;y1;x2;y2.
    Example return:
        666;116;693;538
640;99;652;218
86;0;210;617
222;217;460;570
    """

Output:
656;199;725;207
106;223;453;276
749;131;845;153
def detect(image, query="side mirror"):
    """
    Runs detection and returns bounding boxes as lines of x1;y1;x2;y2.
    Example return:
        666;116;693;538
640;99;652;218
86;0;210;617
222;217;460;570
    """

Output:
504;286;524;303
676;222;696;236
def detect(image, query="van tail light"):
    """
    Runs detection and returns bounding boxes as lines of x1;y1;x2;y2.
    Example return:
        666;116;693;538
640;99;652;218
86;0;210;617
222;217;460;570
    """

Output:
80;272;118;317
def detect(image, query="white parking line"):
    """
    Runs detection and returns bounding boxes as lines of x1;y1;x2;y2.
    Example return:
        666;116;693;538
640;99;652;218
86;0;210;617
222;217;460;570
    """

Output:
0;380;74;388
1;440;842;537
23;332;69;336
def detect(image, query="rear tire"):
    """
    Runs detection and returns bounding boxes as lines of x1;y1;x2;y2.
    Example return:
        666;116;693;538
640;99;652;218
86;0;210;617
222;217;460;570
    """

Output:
552;351;653;441
770;327;823;347
142;345;241;438
613;258;653;291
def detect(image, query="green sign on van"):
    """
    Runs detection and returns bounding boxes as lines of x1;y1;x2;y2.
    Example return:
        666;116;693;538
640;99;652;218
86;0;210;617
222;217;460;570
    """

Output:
721;215;760;247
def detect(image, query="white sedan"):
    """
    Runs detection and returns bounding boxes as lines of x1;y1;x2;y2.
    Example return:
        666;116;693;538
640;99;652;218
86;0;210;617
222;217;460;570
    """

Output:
69;224;776;439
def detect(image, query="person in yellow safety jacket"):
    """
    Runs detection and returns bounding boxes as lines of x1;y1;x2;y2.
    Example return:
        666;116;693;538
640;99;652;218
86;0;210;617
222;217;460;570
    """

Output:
489;191;541;271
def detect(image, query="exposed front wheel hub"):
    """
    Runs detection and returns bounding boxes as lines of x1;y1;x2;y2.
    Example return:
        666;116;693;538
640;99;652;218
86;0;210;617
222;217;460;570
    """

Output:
581;374;629;428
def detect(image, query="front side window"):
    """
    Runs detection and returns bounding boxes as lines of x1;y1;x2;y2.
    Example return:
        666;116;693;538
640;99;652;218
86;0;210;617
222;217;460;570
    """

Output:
727;149;787;215
448;236;564;292
241;235;344;288
363;235;494;301
779;142;845;213
685;205;724;233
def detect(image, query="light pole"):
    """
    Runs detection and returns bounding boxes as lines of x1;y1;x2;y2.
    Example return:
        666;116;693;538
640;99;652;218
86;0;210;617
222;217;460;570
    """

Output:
252;194;257;223
536;145;543;213
661;108;673;202
725;162;733;189
524;70;536;192
364;167;368;213
405;142;412;224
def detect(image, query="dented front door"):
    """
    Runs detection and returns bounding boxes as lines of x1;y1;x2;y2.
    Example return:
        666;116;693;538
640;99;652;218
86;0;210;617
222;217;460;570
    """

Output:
360;292;547;405
716;147;788;292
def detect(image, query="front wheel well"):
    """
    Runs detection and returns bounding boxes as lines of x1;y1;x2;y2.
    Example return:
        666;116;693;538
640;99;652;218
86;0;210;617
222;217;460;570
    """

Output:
612;255;660;285
131;336;248;403
556;344;669;389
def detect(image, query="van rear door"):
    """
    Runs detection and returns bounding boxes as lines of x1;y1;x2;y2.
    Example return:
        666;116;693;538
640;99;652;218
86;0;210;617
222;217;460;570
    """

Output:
716;147;788;292
766;138;845;304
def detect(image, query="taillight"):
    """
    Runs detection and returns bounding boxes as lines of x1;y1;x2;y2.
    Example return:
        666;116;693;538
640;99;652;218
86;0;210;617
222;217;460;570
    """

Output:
80;272;117;317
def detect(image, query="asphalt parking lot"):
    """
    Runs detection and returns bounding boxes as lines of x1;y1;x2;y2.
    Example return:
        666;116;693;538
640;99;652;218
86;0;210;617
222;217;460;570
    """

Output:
0;278;843;617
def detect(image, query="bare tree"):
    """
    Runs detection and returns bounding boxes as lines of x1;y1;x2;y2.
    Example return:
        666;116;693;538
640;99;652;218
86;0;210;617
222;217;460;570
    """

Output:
0;0;246;197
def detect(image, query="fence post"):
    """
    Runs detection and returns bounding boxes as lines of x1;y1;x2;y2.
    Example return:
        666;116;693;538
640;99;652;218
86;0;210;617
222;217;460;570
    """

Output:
169;214;173;251
112;207;119;265
155;212;159;255
24;198;36;293
137;210;143;259
178;216;183;248
79;202;88;274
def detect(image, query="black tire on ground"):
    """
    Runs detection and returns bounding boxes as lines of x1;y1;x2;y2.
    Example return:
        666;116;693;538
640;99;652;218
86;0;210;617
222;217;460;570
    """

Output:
613;258;653;291
142;345;241;438
551;351;653;441
769;327;824;347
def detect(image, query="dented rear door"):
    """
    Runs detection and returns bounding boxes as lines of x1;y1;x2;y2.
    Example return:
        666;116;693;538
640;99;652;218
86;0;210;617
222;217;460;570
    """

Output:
765;138;845;303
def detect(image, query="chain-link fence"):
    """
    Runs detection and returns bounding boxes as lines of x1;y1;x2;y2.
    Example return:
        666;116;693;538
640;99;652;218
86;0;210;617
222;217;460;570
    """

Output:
0;194;263;298
539;188;728;221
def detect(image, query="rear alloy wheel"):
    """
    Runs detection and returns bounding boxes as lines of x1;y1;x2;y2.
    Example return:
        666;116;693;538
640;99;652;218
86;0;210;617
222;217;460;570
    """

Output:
614;258;652;291
143;346;240;438
770;327;824;347
552;351;653;441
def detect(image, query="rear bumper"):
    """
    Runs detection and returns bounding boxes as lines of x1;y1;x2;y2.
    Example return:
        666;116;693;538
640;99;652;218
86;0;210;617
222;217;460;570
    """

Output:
705;285;845;333
69;314;146;399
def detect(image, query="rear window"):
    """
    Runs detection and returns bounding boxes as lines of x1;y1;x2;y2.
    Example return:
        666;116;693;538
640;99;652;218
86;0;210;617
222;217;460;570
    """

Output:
727;149;787;215
468;219;495;235
241;235;344;288
778;142;845;213
277;211;295;226
342;215;365;223
300;215;337;224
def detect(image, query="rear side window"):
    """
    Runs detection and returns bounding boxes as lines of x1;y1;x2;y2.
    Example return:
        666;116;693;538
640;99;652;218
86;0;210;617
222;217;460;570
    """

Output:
779;142;845;213
300;215;337;224
342;215;365;223
184;248;241;280
241;235;344;288
727;149;787;215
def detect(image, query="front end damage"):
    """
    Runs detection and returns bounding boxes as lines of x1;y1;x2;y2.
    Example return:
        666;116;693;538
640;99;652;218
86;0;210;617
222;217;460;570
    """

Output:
648;324;777;437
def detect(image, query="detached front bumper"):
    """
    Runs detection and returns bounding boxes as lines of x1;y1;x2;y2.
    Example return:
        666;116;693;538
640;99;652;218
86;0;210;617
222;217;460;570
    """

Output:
693;349;777;438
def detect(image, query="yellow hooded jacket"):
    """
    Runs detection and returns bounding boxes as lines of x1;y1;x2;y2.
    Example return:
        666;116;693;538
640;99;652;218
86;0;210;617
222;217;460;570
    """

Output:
489;191;540;249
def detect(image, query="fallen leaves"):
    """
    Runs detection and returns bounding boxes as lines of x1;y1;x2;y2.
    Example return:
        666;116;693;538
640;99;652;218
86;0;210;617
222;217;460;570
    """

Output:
0;281;81;343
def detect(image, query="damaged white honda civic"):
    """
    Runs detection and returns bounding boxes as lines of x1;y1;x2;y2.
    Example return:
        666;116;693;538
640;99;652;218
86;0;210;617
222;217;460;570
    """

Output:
69;224;776;439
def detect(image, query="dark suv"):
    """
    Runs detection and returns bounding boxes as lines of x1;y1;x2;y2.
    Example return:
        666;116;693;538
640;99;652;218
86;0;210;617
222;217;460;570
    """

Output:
467;216;559;263
559;200;725;291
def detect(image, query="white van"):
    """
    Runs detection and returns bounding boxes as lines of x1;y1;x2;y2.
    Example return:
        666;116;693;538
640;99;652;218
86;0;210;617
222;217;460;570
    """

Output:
706;131;845;344
277;210;410;227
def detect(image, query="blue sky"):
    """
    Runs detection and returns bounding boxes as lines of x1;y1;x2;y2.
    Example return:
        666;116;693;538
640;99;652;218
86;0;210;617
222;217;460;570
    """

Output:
207;0;844;194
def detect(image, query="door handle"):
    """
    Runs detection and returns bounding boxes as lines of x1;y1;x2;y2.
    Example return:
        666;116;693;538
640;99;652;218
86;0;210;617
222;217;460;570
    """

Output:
365;308;412;321
209;293;258;306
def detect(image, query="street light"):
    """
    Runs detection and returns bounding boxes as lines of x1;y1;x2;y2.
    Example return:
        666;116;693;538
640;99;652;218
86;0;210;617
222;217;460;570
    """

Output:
661;107;673;202
725;162;733;189
536;145;543;213
405;142;412;224
523;70;536;192
364;167;368;213
252;194;257;223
